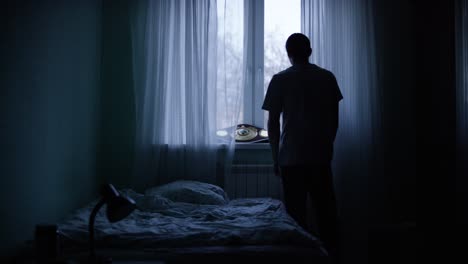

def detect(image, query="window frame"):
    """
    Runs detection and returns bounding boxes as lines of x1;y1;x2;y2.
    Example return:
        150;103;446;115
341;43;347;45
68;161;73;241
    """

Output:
242;0;265;128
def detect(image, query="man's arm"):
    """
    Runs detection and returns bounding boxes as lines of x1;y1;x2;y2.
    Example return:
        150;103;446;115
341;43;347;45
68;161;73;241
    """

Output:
263;74;282;175
329;72;342;142
267;110;281;176
331;101;339;142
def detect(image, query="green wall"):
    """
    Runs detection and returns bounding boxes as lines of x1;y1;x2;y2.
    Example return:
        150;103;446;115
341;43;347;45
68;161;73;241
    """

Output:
97;0;136;189
0;0;102;257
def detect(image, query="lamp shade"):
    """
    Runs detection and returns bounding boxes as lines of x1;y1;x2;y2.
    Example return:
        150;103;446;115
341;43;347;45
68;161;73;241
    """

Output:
89;184;136;262
106;195;136;223
100;184;136;223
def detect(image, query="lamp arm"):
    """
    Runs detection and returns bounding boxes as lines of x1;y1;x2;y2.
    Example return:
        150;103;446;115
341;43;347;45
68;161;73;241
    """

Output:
89;199;105;258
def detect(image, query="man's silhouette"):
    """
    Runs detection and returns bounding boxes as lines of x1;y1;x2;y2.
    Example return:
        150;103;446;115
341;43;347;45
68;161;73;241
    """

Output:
262;33;342;256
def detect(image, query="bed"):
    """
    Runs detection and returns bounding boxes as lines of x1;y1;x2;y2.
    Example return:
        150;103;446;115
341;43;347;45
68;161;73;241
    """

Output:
57;180;329;263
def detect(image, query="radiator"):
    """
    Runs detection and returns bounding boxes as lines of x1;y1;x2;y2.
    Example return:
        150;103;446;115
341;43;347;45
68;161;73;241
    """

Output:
224;164;284;200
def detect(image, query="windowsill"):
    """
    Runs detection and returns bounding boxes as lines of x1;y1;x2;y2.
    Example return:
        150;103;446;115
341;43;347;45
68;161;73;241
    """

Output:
152;143;271;150
234;143;270;150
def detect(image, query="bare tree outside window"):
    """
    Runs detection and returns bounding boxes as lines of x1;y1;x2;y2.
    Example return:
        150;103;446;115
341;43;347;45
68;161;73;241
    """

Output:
216;0;300;130
264;0;300;128
217;0;244;130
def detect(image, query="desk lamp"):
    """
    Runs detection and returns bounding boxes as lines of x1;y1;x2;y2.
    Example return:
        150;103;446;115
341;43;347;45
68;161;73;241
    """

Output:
88;184;135;263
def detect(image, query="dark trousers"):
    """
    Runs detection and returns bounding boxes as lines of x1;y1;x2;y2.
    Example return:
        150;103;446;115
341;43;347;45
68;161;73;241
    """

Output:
281;163;339;252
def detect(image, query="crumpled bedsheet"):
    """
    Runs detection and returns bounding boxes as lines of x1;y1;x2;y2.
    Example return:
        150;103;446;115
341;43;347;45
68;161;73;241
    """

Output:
58;189;321;249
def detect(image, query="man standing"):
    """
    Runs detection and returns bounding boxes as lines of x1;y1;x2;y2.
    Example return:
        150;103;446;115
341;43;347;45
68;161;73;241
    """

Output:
262;33;343;256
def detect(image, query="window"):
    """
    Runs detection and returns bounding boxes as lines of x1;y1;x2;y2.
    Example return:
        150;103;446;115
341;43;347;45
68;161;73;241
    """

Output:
216;0;301;130
264;0;301;128
216;0;244;130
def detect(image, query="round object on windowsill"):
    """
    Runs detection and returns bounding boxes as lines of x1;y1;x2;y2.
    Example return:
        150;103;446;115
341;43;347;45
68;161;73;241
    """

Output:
235;125;258;141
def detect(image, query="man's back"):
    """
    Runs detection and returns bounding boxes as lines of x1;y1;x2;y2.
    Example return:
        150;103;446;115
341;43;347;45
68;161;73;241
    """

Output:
263;33;341;257
262;63;343;166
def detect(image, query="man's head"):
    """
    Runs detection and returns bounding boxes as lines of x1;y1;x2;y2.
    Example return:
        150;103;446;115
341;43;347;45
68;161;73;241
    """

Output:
285;33;312;64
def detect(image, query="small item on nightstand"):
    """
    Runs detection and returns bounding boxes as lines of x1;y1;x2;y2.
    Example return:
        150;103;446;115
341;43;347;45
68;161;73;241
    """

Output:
35;224;61;263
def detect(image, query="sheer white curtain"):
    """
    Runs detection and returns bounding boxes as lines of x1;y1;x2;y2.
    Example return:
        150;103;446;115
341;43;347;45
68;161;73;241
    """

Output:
216;0;245;189
301;0;381;262
130;0;241;190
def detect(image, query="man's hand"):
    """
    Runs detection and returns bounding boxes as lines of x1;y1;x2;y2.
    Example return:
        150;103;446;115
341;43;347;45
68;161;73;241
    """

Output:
267;111;281;178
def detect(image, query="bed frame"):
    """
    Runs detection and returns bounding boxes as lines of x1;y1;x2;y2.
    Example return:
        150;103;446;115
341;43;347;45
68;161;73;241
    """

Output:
62;244;330;263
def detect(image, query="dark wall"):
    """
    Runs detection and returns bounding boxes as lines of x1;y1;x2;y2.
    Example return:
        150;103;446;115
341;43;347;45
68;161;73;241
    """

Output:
455;0;468;240
372;0;456;263
373;0;457;223
367;2;419;263
0;0;102;256
412;0;456;260
373;0;417;225
97;0;136;188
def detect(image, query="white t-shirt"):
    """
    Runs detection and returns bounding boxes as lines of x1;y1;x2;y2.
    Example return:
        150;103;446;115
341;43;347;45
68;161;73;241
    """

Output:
262;63;343;166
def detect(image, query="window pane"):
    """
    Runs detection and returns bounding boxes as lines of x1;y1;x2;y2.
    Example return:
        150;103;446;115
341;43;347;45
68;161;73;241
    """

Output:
217;0;244;130
264;0;300;128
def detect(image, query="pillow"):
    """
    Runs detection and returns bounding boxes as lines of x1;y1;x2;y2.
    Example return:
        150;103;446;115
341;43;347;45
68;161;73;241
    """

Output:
144;180;229;205
137;194;172;211
119;188;172;211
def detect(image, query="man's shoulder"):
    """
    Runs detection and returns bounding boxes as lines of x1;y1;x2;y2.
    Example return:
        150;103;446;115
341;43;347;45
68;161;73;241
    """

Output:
273;67;295;78
274;64;335;78
313;64;336;79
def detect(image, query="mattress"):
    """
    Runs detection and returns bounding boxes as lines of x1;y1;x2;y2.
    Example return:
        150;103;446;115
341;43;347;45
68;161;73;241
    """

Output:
57;181;325;260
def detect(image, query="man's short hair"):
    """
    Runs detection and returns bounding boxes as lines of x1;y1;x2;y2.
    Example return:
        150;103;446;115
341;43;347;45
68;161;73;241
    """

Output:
285;33;312;59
